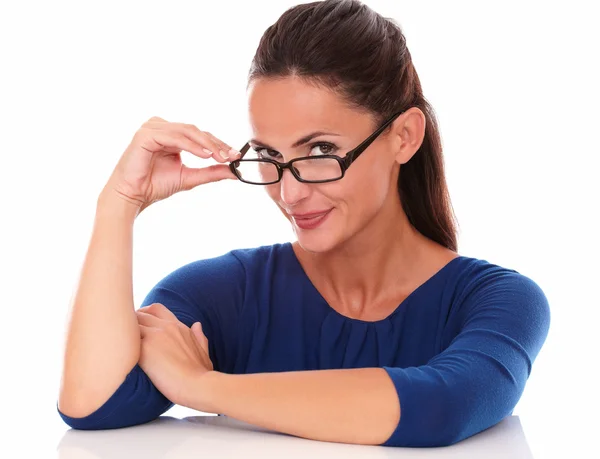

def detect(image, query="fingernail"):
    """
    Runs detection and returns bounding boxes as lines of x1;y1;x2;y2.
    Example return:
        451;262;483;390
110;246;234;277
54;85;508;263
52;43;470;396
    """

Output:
202;148;213;156
229;148;242;158
219;149;229;160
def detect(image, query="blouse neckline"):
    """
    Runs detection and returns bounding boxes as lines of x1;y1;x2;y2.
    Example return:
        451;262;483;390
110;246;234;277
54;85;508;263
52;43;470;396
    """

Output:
283;241;466;325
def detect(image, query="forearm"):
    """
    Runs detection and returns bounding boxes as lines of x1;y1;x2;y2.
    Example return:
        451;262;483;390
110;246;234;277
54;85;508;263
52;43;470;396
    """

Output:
58;191;142;418
197;368;400;446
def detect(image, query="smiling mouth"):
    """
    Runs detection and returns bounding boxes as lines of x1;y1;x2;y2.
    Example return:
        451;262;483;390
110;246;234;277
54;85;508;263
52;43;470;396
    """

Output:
290;210;331;219
290;209;333;230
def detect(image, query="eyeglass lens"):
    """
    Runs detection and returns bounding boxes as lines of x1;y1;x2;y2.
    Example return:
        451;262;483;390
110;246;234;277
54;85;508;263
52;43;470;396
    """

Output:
235;157;343;184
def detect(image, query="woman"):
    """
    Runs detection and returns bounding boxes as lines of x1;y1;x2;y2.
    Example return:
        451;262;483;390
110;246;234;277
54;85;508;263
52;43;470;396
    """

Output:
57;0;550;448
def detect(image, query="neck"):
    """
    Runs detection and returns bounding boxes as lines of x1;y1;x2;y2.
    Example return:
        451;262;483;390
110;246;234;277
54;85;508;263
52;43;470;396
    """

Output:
294;193;436;318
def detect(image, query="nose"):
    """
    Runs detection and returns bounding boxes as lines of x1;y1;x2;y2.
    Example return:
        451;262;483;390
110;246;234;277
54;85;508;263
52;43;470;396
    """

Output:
279;168;310;207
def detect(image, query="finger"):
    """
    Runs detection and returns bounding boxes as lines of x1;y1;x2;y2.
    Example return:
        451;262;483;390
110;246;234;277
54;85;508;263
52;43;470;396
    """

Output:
192;322;209;346
175;124;234;163
193;324;213;371
139;323;151;338
204;132;242;162
180;164;237;190
180;125;242;163
161;145;182;154
191;322;209;356
168;123;230;163
194;130;231;162
145;116;168;124
136;310;163;327
138;303;179;322
138;325;152;369
141;129;214;160
144;122;240;163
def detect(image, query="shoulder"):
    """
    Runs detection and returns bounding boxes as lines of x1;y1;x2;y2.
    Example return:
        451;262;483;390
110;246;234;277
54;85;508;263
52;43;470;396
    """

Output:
450;255;549;307
229;241;293;268
155;241;292;292
447;254;551;352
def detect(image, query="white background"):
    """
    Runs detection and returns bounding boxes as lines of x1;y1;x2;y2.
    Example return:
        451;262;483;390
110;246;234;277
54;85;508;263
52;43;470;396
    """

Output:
1;0;598;457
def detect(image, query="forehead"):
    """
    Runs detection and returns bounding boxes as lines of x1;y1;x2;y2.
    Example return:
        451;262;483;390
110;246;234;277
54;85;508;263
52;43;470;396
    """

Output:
246;77;360;139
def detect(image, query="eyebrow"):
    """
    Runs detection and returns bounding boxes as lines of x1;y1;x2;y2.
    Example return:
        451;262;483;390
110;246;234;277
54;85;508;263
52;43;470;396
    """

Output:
250;131;341;150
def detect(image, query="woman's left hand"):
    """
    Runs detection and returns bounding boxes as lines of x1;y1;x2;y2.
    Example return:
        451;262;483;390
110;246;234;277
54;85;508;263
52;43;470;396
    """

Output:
136;303;214;409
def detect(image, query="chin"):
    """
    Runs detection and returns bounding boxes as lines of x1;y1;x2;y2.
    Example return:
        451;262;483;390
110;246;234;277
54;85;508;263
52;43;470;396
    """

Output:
293;221;342;254
286;208;346;253
294;231;340;254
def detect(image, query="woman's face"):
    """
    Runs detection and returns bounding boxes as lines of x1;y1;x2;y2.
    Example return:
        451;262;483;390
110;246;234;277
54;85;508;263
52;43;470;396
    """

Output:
246;76;405;253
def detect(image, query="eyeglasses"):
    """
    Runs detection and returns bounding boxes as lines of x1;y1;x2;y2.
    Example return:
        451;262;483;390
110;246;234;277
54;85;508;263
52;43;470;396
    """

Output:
229;109;406;185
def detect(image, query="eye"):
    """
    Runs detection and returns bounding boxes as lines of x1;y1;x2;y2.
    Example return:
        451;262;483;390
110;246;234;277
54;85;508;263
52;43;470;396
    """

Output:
252;142;338;160
254;148;282;160
309;142;338;156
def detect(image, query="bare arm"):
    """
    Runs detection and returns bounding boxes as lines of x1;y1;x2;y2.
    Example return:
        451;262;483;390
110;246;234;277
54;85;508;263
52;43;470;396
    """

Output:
193;368;400;446
56;117;238;422
58;190;141;418
187;270;550;447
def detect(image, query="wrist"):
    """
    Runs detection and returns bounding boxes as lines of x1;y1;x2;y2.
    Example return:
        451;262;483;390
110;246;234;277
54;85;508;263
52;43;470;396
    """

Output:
96;189;142;221
186;370;225;414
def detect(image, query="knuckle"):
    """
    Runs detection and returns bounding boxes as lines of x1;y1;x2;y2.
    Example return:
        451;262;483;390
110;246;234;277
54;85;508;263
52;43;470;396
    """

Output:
165;322;179;332
181;123;202;138
170;130;186;141
183;123;199;132
133;128;150;142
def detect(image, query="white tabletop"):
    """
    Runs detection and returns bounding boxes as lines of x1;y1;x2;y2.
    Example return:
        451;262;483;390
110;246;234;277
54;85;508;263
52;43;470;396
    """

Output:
55;414;533;458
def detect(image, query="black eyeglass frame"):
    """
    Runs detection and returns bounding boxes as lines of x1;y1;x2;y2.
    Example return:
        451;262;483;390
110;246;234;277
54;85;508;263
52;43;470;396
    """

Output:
229;109;406;185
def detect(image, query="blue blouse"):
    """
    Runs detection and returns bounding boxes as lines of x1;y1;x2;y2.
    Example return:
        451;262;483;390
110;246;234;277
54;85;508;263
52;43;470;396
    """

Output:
57;242;550;447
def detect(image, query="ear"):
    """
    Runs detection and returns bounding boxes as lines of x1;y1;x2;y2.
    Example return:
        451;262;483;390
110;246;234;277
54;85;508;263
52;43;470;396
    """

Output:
392;107;426;165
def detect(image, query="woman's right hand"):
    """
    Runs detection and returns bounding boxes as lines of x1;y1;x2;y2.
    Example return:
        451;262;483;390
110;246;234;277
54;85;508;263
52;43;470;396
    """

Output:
101;116;241;214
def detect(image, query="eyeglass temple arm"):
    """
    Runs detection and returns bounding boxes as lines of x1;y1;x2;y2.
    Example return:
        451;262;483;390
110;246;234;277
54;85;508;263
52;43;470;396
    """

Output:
343;109;406;167
239;143;252;159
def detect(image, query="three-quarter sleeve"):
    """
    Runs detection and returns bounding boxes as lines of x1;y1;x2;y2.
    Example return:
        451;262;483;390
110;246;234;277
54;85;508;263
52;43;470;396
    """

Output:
380;270;550;447
57;252;245;430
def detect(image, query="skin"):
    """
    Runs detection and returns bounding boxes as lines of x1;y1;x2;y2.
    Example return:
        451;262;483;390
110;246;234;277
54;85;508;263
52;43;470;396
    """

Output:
134;76;459;445
59;75;459;445
250;76;459;321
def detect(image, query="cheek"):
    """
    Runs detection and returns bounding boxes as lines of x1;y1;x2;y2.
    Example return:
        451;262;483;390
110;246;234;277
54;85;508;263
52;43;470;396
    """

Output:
265;185;293;220
367;155;396;197
265;183;281;202
344;160;393;212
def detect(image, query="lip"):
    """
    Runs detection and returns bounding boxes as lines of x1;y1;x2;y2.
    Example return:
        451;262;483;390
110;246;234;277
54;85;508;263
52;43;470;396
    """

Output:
290;209;332;230
289;210;332;219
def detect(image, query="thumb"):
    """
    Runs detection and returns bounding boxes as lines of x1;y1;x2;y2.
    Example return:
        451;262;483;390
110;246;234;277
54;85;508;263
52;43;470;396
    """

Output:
191;322;208;353
191;322;203;342
180;164;236;190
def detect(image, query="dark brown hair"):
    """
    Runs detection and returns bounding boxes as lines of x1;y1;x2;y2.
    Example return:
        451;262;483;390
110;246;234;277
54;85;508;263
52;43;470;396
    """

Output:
248;0;459;251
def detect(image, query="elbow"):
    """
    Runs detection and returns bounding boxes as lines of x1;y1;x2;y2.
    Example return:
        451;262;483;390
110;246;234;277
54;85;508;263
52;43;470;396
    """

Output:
57;397;163;431
57;390;121;430
382;400;483;447
57;401;106;430
57;363;174;430
421;412;475;447
399;393;517;447
57;387;101;422
380;365;520;447
57;379;117;423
